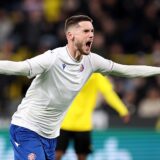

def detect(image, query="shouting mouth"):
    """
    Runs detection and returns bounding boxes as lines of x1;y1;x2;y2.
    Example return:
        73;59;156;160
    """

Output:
85;41;92;49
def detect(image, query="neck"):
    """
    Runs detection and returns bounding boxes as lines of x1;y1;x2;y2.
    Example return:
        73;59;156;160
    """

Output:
66;44;82;62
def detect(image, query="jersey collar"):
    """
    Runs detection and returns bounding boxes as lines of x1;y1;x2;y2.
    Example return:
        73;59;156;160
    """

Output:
66;45;83;63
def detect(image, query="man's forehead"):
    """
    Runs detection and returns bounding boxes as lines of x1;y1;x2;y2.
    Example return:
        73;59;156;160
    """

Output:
78;21;94;29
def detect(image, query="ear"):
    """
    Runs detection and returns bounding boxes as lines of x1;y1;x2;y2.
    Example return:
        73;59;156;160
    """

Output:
66;31;74;41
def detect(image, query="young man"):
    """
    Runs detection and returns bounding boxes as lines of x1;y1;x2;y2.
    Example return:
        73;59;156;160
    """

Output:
0;15;160;160
56;73;130;160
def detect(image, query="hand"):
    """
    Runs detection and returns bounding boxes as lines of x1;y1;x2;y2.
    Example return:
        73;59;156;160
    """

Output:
122;114;130;123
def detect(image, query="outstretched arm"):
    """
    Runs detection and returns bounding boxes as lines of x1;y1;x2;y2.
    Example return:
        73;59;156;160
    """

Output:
110;63;160;78
91;53;160;78
0;60;30;76
0;50;54;78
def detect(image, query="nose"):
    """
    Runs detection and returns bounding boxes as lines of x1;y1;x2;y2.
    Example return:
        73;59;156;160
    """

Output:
89;31;94;38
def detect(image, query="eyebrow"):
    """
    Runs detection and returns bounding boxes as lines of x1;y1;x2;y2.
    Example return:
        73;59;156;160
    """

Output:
83;28;94;32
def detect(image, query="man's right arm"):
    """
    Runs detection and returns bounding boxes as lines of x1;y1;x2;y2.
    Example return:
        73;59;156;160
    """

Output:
0;50;55;78
0;60;30;76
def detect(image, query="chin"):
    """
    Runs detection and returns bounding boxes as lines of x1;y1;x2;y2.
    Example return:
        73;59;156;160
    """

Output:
84;49;91;55
83;51;90;55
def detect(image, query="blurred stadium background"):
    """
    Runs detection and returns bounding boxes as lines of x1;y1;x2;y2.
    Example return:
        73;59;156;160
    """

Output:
0;0;160;159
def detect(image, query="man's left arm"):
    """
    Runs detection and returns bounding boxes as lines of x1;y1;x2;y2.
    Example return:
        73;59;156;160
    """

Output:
90;53;160;78
110;63;160;78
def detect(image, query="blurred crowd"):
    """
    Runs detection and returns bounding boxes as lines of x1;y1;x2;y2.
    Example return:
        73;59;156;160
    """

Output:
0;0;160;124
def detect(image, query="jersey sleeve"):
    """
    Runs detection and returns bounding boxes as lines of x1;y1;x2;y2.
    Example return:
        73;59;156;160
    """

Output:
90;53;114;74
90;53;160;78
26;50;55;78
111;62;160;77
0;61;30;76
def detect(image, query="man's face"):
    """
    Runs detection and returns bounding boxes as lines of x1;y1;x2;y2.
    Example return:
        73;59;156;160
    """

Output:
70;21;94;55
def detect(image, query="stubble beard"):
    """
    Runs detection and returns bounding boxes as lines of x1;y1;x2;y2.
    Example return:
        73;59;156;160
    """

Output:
76;41;90;55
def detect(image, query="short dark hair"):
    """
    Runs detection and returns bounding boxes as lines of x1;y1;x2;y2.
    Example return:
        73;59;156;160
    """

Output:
64;15;93;32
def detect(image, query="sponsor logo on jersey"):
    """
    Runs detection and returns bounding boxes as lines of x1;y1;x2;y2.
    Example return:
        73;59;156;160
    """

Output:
28;153;36;160
80;64;84;72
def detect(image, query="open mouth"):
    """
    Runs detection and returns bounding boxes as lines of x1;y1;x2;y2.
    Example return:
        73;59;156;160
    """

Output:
86;41;92;48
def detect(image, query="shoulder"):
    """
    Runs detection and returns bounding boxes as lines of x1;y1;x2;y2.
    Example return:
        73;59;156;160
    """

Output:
41;46;66;61
82;52;101;64
86;52;106;61
51;46;66;55
86;52;98;59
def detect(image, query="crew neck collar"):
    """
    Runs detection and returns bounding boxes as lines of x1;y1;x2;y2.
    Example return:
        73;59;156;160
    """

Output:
66;45;82;63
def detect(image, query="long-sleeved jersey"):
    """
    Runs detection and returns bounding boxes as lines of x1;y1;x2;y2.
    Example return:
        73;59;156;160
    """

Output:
0;46;160;138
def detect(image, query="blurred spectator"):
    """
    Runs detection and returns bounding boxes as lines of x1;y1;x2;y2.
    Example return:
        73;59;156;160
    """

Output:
37;35;58;53
43;0;62;22
0;38;17;59
108;42;125;63
92;31;107;57
152;41;160;66
138;86;160;118
0;9;13;47
20;10;45;52
122;89;136;115
22;0;43;12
